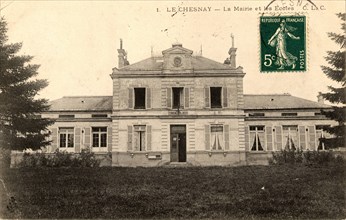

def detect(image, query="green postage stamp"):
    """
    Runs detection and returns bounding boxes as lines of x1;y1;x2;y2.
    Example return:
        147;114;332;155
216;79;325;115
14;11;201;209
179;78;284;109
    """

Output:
260;16;306;72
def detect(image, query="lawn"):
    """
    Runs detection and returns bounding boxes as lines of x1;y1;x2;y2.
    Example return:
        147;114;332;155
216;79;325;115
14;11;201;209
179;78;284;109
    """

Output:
0;165;345;219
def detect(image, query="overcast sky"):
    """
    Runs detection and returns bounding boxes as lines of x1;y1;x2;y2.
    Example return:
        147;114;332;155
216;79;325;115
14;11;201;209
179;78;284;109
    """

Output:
1;0;344;103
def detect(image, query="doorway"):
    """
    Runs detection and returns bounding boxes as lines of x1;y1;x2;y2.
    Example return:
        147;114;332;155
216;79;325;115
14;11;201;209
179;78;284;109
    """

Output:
170;125;186;162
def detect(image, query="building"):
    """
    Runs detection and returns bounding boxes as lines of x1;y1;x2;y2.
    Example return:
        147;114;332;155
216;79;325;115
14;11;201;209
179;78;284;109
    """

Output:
42;41;335;166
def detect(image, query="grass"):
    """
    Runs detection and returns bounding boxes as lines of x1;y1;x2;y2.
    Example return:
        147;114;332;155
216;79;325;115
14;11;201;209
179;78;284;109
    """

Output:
0;165;345;219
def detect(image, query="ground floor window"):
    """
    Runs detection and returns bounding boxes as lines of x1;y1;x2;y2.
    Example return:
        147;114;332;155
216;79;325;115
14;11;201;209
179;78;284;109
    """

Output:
316;125;330;150
283;125;298;150
92;127;107;148
211;125;223;150
250;126;264;151
59;127;74;148
134;125;146;151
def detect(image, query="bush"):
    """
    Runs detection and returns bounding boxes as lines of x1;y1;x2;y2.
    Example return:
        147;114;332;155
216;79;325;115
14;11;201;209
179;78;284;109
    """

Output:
73;148;100;167
270;149;344;166
269;149;303;165
0;148;11;168
18;148;100;168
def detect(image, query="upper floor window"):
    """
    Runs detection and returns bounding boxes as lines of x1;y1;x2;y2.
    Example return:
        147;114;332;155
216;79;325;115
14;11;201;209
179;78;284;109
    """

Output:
59;115;75;118
172;87;184;109
210;87;222;108
249;113;265;117
281;112;298;116
59;127;74;148
134;88;146;109
92;127;107;148
91;114;108;118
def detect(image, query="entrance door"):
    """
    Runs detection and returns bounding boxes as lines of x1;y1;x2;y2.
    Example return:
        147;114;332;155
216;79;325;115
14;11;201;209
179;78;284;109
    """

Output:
170;125;186;162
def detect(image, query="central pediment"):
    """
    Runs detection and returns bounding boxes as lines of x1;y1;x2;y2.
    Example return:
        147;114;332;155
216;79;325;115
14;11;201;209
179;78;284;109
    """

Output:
162;43;193;71
162;43;193;55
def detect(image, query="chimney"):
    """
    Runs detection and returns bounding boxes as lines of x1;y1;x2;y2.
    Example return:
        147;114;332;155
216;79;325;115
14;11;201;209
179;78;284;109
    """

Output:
228;34;237;68
317;93;324;104
117;39;129;68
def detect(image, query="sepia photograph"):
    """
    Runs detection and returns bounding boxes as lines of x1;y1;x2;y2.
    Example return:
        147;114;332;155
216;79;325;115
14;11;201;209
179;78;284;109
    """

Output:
0;0;345;219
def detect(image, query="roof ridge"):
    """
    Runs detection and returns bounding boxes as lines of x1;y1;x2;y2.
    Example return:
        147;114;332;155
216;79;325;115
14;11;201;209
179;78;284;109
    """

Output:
62;96;112;98
244;93;291;96
195;56;232;67
118;57;157;70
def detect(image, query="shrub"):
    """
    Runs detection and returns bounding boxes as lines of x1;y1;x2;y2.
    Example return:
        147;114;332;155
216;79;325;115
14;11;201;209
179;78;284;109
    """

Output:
270;150;344;166
0;148;12;168
72;148;100;167
17;148;101;168
269;149;303;165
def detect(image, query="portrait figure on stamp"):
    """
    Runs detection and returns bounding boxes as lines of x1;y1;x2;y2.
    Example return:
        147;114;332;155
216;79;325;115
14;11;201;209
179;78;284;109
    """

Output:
260;16;306;72
268;20;300;70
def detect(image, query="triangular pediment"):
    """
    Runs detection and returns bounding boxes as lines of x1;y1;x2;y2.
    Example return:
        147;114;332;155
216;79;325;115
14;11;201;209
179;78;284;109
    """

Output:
162;44;193;55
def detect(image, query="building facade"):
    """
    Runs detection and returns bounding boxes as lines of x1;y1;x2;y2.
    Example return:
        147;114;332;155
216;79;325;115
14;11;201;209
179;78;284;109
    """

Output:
42;42;335;166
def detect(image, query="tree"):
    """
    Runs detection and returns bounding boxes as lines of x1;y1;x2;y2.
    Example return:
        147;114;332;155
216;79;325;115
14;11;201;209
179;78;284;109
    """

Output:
0;17;53;150
320;13;346;149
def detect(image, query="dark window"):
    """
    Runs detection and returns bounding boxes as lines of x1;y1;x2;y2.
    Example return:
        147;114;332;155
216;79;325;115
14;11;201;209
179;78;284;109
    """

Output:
281;113;298;116
210;87;222;108
172;87;184;109
134;88;146;109
59;115;75;118
92;127;107;148
92;114;108;118
316;125;329;130
59;128;74;148
249;113;265;117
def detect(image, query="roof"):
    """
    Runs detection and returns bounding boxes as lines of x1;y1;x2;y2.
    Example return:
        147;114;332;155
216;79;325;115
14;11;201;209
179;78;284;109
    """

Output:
244;94;331;110
118;56;235;71
47;94;331;112
48;96;112;111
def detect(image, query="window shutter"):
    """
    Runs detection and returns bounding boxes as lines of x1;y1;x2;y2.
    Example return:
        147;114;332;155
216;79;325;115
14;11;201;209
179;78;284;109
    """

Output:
245;126;249;151
205;125;210;150
184;87;190;108
84;127;91;148
266;126;272;151
75;128;81;153
107;127;112;152
146;88;151;109
308;126;316;150
299;126;306;150
127;126;133;151
128;88;134;109
224;125;230;150
147;125;152;151
222;87;228;108
204;87;210;108
275;126;282;151
51;128;58;152
167;88;172;108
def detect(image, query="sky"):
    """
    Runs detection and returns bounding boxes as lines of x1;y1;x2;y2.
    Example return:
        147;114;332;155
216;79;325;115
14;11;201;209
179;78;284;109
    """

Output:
1;0;344;103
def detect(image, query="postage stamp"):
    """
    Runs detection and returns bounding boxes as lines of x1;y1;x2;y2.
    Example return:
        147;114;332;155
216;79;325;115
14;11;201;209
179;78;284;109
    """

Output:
260;16;306;72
